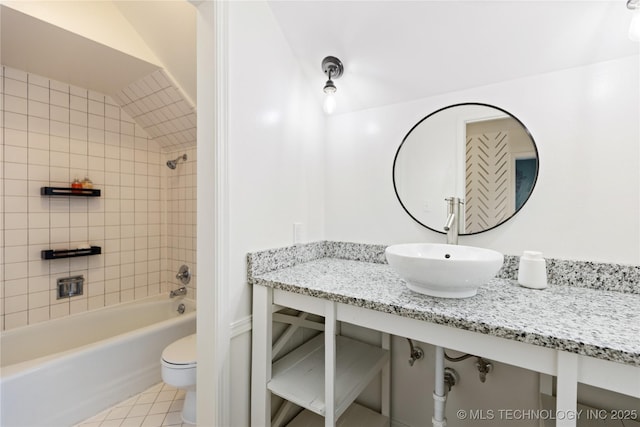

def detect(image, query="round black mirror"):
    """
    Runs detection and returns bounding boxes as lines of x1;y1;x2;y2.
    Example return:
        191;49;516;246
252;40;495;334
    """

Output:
393;103;539;235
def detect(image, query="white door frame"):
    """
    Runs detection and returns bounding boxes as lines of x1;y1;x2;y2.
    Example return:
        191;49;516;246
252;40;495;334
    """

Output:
195;1;231;426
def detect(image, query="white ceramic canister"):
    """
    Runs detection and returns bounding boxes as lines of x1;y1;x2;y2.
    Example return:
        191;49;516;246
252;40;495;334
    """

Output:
517;251;548;289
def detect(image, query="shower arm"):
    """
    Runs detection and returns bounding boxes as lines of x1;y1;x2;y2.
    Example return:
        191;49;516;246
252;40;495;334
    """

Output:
167;154;188;169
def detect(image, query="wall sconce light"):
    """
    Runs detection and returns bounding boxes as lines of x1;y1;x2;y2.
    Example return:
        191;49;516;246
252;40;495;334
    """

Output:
322;56;344;114
628;0;640;41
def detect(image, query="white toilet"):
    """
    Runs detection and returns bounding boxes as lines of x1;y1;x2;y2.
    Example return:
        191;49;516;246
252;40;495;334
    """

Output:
161;334;197;424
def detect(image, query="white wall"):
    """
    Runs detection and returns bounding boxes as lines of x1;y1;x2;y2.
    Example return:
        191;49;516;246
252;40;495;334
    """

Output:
225;1;326;424
227;0;325;324
326;56;640;265
324;56;639;426
1;1;160;68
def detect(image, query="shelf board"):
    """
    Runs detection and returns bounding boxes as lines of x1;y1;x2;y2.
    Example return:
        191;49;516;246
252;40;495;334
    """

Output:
287;403;389;427
41;187;101;197
268;333;389;420
41;246;102;260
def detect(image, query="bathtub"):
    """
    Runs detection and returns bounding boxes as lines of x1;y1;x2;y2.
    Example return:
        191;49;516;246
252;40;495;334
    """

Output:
0;295;196;427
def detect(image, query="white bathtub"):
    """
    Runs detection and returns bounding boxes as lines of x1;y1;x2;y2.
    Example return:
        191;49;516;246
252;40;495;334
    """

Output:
0;295;196;427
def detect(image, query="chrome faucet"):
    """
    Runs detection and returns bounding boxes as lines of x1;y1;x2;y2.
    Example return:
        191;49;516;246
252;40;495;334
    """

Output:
444;197;463;245
170;286;187;298
175;265;191;285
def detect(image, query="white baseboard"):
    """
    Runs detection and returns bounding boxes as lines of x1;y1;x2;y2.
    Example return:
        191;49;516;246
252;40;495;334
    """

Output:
230;315;252;338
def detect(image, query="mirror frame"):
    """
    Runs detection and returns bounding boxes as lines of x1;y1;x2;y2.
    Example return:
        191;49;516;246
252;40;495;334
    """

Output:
392;102;539;235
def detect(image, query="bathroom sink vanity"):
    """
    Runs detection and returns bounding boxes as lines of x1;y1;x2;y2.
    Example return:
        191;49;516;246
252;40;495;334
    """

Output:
249;241;640;427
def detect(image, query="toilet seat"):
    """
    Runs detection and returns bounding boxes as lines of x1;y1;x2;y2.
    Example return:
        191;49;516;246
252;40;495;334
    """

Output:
162;334;196;367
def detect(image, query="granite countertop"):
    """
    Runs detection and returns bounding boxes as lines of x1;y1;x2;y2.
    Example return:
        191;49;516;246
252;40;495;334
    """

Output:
251;257;640;367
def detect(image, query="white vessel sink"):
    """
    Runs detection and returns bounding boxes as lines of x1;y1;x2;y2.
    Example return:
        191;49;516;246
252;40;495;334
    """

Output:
385;243;504;298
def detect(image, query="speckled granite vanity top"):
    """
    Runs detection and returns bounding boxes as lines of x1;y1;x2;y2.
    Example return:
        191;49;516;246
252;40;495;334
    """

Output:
248;242;640;367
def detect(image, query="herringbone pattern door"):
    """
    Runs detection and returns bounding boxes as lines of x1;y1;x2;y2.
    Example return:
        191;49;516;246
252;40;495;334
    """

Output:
465;130;511;233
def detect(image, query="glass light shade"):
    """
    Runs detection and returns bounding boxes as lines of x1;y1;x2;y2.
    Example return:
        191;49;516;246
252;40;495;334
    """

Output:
630;10;640;42
323;92;336;114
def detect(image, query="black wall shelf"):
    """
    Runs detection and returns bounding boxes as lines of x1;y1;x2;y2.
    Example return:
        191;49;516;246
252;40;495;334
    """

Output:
41;246;102;260
41;187;101;197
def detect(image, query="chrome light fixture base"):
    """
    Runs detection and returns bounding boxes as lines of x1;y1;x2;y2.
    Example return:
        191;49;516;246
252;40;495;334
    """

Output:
322;56;344;80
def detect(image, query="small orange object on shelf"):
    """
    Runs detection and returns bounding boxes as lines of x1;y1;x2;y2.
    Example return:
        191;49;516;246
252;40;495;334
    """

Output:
71;177;83;193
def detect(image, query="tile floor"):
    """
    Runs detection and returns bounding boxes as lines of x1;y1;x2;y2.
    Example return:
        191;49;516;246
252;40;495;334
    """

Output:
75;383;193;427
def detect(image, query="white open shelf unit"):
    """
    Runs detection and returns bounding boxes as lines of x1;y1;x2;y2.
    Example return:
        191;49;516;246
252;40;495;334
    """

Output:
252;286;392;427
268;333;389;419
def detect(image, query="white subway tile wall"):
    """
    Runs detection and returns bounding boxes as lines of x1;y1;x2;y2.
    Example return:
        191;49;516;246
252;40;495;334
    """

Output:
163;147;197;299
113;70;196;152
1;66;197;331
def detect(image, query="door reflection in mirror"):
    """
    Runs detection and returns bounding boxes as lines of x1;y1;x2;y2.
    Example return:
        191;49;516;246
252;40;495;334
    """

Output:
464;116;537;233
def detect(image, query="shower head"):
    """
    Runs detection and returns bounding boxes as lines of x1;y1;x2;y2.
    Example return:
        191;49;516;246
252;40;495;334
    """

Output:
166;154;187;169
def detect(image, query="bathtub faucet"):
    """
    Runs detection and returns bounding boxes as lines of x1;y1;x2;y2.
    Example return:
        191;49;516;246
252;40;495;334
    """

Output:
170;286;187;298
176;265;191;285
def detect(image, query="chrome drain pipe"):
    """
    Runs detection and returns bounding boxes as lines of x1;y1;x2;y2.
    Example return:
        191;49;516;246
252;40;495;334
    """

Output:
433;346;447;427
